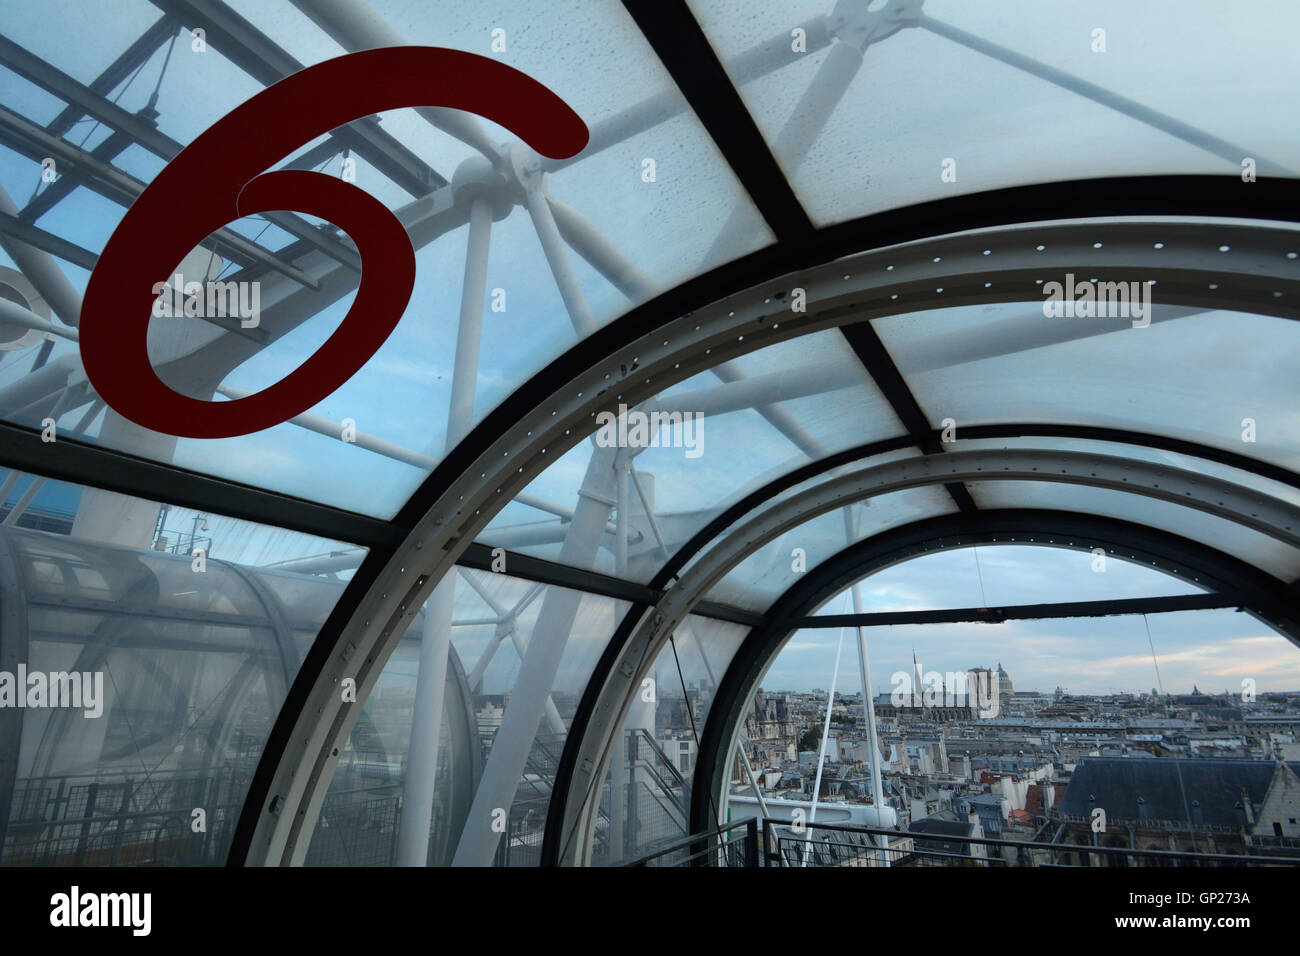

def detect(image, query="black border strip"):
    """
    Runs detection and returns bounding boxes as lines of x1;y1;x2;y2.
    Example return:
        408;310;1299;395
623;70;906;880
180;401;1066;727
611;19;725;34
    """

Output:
800;591;1249;628
0;421;399;550
622;0;814;242
840;319;977;512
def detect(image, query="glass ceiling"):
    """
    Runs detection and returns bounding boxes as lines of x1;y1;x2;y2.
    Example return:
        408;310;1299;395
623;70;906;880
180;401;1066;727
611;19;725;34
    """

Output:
0;0;769;516
1;1;1295;533
0;0;1297;869
809;543;1206;614
477;328;907;581
875;303;1300;473
707;487;957;611
691;0;1300;226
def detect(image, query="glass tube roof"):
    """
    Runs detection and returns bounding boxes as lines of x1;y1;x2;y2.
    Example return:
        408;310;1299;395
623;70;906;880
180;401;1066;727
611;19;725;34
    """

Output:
690;0;1300;224
0;0;1297;869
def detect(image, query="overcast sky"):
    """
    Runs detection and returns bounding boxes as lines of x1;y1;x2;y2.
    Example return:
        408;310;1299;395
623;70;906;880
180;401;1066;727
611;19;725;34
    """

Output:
759;545;1300;697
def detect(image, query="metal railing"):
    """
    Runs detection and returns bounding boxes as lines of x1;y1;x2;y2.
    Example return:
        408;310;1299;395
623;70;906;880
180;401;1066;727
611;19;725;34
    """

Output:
767;820;1300;868
622;817;759;867
2;767;251;866
305;786;402;867
622;817;1300;868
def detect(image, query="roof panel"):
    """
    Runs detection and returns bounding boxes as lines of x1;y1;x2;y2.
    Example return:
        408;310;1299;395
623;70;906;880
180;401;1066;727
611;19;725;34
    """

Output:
706;485;958;612
809;543;1207;615
0;0;770;518
477;328;908;582
690;0;1300;226
875;304;1300;473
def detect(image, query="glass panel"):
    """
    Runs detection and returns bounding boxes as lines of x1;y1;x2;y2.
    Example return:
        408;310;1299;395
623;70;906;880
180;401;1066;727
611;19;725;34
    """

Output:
690;0;1300;226
479;329;907;581
589;614;747;866
875;305;1300;473
0;471;359;867
0;71;67;129
672;447;933;584
1;0;164;85
966;480;1300;581
811;543;1205;614
0;0;770;518
708;487;958;612
305;566;626;866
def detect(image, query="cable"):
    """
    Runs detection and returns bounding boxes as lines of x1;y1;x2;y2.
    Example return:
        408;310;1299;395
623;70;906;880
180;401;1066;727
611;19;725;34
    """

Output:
147;31;179;106
1143;613;1165;697
669;632;718;830
1142;613;1198;852
28;29;176;204
971;545;989;606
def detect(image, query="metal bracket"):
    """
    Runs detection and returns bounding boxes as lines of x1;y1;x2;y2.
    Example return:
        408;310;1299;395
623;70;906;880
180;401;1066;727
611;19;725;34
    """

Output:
830;0;924;52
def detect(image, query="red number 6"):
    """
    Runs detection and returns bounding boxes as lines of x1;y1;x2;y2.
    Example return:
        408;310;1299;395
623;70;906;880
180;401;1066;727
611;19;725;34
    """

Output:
80;48;588;439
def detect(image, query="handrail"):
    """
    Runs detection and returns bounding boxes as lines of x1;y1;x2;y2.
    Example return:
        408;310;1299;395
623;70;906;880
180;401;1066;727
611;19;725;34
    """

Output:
763;819;1300;867
623;817;757;867
621;817;1300;867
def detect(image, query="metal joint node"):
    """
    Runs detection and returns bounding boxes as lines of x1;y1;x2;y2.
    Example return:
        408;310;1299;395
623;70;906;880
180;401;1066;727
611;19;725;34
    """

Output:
450;154;513;220
830;0;923;51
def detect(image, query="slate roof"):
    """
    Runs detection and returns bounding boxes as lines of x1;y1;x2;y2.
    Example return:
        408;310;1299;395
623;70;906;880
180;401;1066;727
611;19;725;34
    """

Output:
909;816;974;838
1058;758;1300;826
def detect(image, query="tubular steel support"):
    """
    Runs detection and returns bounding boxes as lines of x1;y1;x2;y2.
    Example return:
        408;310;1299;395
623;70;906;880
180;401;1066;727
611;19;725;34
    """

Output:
396;194;495;867
0;184;83;327
547;197;657;303
288;0;504;165
843;508;889;865
153;0;446;195
918;14;1288;175
452;443;621;866
523;178;598;338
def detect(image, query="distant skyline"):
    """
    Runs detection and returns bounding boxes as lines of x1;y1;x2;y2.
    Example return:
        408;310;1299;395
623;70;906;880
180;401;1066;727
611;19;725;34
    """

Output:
757;614;1300;698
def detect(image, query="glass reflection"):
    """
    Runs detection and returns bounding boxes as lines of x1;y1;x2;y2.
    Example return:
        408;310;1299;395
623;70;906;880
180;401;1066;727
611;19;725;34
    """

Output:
0;472;357;866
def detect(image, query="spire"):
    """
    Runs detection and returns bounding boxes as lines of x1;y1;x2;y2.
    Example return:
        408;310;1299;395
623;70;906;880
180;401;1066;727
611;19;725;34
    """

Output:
913;648;924;708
